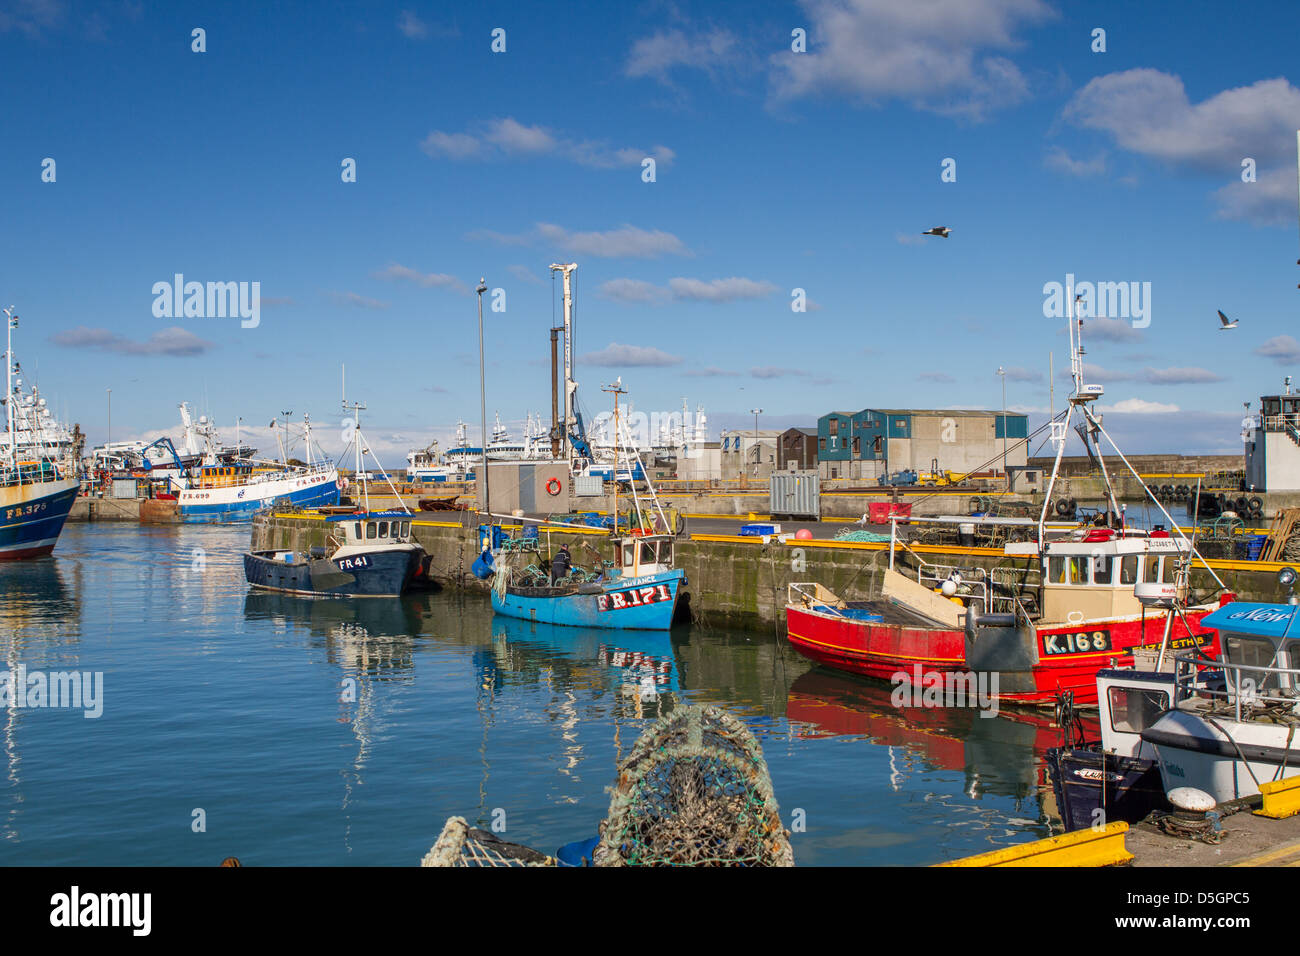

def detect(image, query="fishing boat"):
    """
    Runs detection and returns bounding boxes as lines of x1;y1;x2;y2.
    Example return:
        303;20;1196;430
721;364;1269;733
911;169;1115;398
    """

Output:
242;400;425;597
786;295;1226;705
0;307;80;560
174;413;339;522
243;511;424;597
488;381;686;631
1138;576;1300;803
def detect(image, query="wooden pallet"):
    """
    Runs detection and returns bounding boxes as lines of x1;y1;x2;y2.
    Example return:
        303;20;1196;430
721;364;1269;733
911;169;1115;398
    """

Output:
1261;507;1300;563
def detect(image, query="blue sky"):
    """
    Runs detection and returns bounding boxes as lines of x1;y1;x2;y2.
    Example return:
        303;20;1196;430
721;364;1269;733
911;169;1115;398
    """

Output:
2;0;1298;462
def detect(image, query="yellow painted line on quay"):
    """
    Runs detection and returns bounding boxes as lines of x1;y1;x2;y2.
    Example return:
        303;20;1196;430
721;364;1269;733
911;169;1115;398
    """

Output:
936;821;1132;867
1231;837;1300;866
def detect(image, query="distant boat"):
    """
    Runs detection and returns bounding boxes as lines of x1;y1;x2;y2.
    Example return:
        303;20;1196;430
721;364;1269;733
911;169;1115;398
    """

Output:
174;414;339;522
0;307;80;560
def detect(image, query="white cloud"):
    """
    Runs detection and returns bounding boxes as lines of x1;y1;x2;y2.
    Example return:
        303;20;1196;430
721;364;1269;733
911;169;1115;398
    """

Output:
328;291;390;310
507;265;544;286
371;263;466;293
668;277;777;301
578;342;683;367
471;223;691;259
1141;366;1224;385
626;29;741;84
397;10;427;38
1255;334;1300;365
1083;317;1145;343
1104;399;1180;414
1045;146;1106;177
598;278;671;304
50;325;214;357
769;0;1053;119
1063;70;1300;225
420;117;674;170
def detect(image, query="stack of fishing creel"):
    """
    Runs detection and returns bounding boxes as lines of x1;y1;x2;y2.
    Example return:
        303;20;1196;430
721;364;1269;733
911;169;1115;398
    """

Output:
421;816;557;867
593;705;794;866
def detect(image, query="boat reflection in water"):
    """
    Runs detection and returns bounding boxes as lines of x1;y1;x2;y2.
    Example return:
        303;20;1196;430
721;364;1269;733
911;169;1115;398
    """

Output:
1;557;82;843
490;614;679;718
786;669;1098;816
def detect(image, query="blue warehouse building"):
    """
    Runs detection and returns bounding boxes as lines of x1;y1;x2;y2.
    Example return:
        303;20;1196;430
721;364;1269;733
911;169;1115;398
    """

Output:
816;408;1028;481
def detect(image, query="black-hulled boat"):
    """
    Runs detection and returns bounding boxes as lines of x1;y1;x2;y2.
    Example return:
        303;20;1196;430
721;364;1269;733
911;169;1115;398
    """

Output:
1045;669;1175;831
244;511;425;597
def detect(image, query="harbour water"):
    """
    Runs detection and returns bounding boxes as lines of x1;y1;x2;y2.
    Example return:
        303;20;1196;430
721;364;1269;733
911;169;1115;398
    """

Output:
3;523;1078;866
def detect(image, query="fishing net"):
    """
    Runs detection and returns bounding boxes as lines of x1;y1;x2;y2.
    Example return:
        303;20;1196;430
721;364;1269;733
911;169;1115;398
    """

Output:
592;705;794;866
420;816;557;867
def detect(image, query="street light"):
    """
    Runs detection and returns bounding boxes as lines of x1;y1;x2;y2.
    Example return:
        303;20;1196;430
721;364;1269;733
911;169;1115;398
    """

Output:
106;387;112;447
750;408;762;475
996;367;1007;482
477;277;489;523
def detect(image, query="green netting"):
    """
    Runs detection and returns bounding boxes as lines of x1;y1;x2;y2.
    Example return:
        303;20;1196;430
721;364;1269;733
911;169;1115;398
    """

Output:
834;528;894;542
592;705;794;866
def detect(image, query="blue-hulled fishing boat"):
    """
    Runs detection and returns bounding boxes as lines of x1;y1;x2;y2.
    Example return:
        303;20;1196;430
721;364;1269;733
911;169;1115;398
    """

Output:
244;511;425;597
487;378;686;631
0;306;79;560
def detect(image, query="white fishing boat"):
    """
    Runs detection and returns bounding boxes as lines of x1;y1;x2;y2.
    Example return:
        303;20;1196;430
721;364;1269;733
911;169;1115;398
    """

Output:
0;306;80;559
173;413;339;522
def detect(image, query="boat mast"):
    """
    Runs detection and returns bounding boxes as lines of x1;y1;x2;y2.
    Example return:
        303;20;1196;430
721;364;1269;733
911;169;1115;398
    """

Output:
604;379;625;533
3;307;15;470
549;263;577;465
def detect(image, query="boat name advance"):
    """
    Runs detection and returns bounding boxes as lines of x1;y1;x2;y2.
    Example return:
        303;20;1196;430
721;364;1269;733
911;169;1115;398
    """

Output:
597;584;672;612
1042;629;1111;655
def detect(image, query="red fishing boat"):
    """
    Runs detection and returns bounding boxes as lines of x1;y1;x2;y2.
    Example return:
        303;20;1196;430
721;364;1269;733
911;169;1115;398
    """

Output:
785;303;1229;707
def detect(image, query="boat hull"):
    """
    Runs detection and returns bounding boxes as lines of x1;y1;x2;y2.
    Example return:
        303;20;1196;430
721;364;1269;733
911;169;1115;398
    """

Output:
785;602;1216;706
1143;707;1300;802
1045;747;1168;831
492;570;684;630
243;546;422;597
0;477;79;560
178;470;340;523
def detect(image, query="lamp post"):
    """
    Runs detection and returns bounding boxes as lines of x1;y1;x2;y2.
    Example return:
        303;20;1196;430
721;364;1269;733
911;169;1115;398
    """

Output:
750;408;762;476
477;277;489;523
996;366;1007;482
106;388;111;447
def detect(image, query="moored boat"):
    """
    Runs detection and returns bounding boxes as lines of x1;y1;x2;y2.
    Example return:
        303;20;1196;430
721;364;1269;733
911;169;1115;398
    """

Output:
0;306;79;560
784;298;1227;706
244;511;424;597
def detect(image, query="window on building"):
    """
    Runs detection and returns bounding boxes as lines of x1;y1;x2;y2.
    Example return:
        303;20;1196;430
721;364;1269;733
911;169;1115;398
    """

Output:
819;437;826;451
828;419;838;436
873;436;882;455
852;437;860;456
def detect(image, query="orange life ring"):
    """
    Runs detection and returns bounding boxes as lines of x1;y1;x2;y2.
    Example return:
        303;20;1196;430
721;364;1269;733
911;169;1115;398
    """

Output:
546;477;562;496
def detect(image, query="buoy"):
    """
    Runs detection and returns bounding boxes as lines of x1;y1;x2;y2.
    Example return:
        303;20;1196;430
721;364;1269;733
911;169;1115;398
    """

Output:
794;528;813;540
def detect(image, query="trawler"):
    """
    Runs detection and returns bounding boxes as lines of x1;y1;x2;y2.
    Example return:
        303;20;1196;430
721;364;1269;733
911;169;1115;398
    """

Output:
0;307;80;559
173;412;339;522
787;293;1225;705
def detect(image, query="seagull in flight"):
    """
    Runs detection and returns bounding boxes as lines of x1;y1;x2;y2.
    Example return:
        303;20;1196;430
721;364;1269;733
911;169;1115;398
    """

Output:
922;226;951;238
1217;309;1238;330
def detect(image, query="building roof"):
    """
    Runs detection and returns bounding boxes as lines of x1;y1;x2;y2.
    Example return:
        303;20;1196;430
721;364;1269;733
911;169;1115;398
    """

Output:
870;408;1027;417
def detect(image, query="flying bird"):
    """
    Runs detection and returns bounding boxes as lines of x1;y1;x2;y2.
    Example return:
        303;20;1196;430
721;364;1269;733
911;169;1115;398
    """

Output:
1217;309;1238;330
922;227;951;238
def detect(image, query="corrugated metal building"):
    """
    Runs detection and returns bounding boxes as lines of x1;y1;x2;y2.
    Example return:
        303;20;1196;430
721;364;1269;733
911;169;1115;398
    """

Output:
816;408;1028;480
777;426;818;471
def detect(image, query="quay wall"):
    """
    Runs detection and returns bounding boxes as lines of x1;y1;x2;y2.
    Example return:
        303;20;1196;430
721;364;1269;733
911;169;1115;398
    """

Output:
252;512;1299;633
